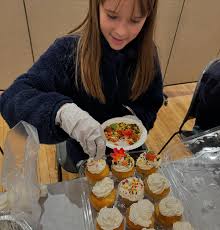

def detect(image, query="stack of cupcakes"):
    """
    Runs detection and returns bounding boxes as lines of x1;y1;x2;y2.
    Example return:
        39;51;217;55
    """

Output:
83;147;193;229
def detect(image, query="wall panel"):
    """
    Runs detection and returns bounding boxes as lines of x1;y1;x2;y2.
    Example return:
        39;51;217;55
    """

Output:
154;0;184;77
25;0;89;60
164;0;220;84
0;1;33;89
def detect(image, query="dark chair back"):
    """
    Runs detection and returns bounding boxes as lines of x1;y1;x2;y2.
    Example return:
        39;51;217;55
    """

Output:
158;58;220;154
179;58;220;134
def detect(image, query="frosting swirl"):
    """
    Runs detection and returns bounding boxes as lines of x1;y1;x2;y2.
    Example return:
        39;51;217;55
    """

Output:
92;177;114;198
159;196;184;217
136;152;161;170
118;177;144;201
87;158;106;174
112;153;134;172
142;228;155;230
173;221;194;230
146;173;170;194
97;207;123;230
129;199;154;227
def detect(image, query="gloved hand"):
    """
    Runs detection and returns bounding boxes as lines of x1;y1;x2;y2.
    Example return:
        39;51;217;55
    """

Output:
56;103;106;159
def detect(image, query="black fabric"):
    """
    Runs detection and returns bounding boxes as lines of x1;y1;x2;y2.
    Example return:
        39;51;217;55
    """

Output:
195;61;220;130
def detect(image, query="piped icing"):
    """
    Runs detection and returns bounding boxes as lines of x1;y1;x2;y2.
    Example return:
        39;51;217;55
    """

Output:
87;158;106;174
129;199;154;228
146;173;170;194
159;196;184;217
97;207;123;230
173;221;194;230
136;151;161;170
142;228;155;230
92;177;114;198
111;148;134;172
118;177;144;201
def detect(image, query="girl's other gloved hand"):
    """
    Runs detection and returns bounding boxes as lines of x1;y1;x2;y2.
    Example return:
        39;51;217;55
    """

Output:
56;103;106;160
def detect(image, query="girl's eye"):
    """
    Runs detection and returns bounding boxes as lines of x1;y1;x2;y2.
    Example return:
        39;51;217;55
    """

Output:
130;19;141;24
107;14;118;20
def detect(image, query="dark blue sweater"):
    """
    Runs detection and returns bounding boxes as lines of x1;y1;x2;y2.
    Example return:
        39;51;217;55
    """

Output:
0;35;163;144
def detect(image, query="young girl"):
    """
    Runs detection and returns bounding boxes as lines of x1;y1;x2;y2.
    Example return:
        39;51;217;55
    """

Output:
0;0;163;172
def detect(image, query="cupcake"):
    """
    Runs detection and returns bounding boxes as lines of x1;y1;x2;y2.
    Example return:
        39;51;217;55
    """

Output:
111;148;135;181
85;158;110;184
144;173;170;201
89;177;116;211
136;151;161;177
96;207;124;230
118;177;144;206
173;221;194;230
155;196;184;227
126;199;155;230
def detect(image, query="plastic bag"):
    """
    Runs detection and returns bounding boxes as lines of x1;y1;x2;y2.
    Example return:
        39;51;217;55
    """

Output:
161;127;220;230
1;121;41;229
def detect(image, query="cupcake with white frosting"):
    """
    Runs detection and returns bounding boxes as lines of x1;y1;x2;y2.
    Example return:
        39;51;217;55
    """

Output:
118;177;144;206
126;199;155;230
136;151;161;177
156;196;184;227
85;158;110;184
96;207;124;230
111;148;135;181
173;221;194;230
89;177;116;211
144;173;170;201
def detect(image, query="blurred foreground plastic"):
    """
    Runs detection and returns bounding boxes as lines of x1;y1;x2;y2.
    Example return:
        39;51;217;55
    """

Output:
1;121;41;229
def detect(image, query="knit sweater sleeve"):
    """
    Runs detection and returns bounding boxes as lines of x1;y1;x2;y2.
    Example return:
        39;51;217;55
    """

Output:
0;36;77;144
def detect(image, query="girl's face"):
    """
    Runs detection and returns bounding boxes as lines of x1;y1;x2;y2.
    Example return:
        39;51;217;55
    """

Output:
99;0;148;50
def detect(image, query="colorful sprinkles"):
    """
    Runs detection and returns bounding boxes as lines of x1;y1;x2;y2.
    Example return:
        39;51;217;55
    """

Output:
120;177;144;196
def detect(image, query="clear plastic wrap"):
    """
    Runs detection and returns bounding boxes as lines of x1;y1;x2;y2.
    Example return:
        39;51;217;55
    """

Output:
0;121;41;229
39;178;95;230
160;126;220;230
94;127;220;229
38;127;220;230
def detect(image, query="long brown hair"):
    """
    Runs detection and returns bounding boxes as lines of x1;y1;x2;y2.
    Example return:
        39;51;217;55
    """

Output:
71;0;158;103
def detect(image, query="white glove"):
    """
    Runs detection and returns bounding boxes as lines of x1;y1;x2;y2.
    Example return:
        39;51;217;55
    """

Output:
56;103;106;159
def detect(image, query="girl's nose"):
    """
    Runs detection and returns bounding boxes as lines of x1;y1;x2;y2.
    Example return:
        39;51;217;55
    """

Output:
113;21;128;38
